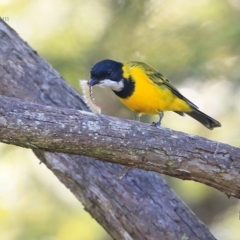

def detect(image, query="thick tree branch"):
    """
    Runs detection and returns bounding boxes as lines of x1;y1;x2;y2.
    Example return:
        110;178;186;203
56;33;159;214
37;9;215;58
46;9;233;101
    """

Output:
0;19;217;240
0;95;239;199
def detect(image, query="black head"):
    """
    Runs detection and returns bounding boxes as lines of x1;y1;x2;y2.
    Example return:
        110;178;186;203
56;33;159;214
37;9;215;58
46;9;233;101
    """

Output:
88;59;123;86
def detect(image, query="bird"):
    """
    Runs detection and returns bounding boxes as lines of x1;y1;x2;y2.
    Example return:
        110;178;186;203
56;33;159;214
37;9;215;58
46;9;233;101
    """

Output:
88;59;221;130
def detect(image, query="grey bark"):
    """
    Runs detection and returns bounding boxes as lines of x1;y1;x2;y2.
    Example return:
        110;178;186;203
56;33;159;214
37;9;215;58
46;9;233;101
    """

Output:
0;19;216;240
0;95;239;199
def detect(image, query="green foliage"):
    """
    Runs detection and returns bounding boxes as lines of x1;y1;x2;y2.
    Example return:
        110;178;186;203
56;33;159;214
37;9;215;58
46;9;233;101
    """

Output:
1;0;240;239
0;144;109;240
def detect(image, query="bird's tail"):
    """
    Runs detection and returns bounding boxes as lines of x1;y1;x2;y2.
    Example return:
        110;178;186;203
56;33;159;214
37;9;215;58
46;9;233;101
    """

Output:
185;109;221;130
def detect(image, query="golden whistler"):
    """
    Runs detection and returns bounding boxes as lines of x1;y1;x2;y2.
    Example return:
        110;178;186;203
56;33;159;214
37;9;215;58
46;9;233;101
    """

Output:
88;59;221;130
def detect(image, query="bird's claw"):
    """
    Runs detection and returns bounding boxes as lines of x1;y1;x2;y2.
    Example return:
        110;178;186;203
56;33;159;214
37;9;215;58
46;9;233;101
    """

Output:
151;121;161;127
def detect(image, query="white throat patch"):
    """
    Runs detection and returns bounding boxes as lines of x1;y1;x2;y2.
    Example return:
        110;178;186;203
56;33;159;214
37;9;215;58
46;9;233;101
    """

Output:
97;79;124;92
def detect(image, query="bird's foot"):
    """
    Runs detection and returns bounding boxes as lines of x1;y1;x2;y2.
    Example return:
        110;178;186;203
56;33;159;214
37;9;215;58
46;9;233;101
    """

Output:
151;121;161;127
151;112;164;127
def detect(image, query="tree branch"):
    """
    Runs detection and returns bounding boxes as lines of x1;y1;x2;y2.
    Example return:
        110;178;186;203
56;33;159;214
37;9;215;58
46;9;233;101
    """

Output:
0;19;217;240
0;95;239;199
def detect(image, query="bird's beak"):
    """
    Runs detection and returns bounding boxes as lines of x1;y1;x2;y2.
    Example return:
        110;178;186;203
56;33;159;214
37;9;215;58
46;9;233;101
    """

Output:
88;78;99;86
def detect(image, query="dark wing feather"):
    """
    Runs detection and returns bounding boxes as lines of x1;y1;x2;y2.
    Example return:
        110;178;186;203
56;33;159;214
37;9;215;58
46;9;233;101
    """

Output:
133;61;198;109
127;62;221;129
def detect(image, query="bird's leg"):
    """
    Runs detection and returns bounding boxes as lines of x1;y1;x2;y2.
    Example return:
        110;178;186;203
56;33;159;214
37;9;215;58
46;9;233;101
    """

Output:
152;111;164;127
134;113;141;122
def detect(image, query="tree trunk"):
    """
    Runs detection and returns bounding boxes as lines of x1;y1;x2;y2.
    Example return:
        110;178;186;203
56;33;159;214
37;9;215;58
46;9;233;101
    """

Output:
0;19;216;240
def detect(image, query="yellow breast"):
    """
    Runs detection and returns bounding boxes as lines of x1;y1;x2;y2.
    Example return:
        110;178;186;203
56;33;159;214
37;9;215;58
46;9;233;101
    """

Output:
119;64;191;115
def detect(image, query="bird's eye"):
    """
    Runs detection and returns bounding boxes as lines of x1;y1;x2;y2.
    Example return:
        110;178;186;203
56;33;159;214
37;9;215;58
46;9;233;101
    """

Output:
107;70;112;76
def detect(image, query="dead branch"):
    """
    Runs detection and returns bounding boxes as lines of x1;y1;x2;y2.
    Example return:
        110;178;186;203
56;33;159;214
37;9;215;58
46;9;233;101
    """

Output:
0;19;217;240
0;95;239;199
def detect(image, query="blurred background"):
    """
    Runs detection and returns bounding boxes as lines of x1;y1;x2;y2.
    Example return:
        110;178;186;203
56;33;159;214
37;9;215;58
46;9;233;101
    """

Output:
1;0;240;239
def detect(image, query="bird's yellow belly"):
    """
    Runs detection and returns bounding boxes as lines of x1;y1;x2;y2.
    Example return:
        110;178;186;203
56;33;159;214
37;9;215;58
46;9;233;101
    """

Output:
118;80;191;115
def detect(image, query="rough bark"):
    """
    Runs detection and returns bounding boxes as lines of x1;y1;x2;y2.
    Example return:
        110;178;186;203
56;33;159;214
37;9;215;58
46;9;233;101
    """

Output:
0;19;216;240
0;95;239;199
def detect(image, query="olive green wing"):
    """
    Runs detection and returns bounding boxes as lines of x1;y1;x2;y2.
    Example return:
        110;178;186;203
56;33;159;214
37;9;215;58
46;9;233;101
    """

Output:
135;62;198;109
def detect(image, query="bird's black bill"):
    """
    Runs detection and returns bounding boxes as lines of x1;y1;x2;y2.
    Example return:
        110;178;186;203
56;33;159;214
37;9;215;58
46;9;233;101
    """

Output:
88;78;99;86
